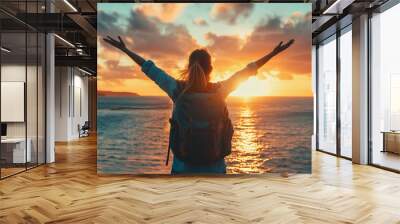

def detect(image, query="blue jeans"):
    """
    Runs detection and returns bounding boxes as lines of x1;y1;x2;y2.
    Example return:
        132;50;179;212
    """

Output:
171;157;226;174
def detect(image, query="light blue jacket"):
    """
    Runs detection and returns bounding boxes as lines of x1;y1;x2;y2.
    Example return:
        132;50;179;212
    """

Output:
141;60;257;174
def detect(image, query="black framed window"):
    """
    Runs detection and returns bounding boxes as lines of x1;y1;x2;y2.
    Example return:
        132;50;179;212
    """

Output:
369;2;400;172
316;34;337;155
314;22;353;160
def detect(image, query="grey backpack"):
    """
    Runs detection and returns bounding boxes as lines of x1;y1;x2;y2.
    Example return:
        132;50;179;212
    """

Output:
166;84;234;166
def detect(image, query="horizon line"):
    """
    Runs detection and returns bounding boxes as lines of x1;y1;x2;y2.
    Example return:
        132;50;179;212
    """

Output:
98;95;313;97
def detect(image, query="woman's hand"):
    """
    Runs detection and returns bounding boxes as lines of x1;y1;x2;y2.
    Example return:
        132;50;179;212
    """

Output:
253;39;295;69
271;39;295;56
103;36;127;52
103;35;146;66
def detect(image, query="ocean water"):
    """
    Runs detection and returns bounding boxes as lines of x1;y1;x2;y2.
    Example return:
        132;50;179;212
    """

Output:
97;96;313;174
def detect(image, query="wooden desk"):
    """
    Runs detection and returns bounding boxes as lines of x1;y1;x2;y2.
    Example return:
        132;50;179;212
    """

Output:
382;131;400;154
1;138;32;163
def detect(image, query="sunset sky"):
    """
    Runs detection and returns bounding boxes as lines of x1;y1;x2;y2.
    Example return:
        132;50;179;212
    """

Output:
97;3;312;97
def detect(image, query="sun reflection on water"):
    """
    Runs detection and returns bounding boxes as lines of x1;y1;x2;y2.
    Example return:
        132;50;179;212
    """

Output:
226;101;268;174
236;107;258;152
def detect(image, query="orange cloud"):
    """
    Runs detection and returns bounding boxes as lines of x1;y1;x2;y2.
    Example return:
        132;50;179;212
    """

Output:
136;3;186;22
211;3;254;25
247;13;312;77
206;12;312;80
193;18;208;26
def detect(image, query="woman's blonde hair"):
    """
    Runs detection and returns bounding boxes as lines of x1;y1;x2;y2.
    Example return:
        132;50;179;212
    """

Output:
179;49;213;95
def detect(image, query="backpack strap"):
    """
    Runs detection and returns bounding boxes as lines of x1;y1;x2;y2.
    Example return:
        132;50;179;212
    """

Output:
166;142;171;166
172;81;186;103
166;118;173;165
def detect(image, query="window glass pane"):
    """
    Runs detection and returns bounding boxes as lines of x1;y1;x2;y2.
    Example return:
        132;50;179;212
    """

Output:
312;46;317;151
371;3;400;171
318;36;337;154
26;0;40;169
390;75;400;130
340;28;352;158
27;31;38;169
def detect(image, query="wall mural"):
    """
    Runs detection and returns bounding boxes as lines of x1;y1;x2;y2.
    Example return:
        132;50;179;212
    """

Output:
97;3;312;175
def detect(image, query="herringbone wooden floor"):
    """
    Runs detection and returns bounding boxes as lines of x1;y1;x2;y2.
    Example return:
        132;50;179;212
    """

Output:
1;136;400;224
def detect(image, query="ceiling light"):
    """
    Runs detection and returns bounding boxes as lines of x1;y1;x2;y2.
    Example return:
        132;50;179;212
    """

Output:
78;67;93;76
323;0;354;15
54;34;75;48
63;0;78;12
323;0;341;14
76;48;84;55
1;47;11;53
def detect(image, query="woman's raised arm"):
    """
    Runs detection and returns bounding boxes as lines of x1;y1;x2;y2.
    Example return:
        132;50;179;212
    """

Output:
103;36;177;98
103;36;146;66
219;39;295;97
254;39;294;69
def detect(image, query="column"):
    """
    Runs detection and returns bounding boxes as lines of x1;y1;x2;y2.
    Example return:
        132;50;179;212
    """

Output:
352;14;369;164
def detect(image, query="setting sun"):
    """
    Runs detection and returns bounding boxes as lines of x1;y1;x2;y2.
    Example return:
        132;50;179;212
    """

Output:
230;76;268;97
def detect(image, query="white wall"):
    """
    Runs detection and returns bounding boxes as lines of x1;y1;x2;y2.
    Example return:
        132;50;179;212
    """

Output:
54;67;89;141
72;73;89;138
55;66;70;141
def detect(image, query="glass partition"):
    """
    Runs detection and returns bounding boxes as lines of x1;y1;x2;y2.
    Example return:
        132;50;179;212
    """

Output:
0;1;46;179
1;30;28;177
27;31;38;169
317;35;337;154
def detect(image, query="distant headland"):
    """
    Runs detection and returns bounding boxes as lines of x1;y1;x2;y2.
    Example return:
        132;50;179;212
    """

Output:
98;91;140;97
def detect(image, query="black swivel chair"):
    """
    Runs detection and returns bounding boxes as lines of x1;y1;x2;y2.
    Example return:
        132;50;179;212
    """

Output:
78;121;90;138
